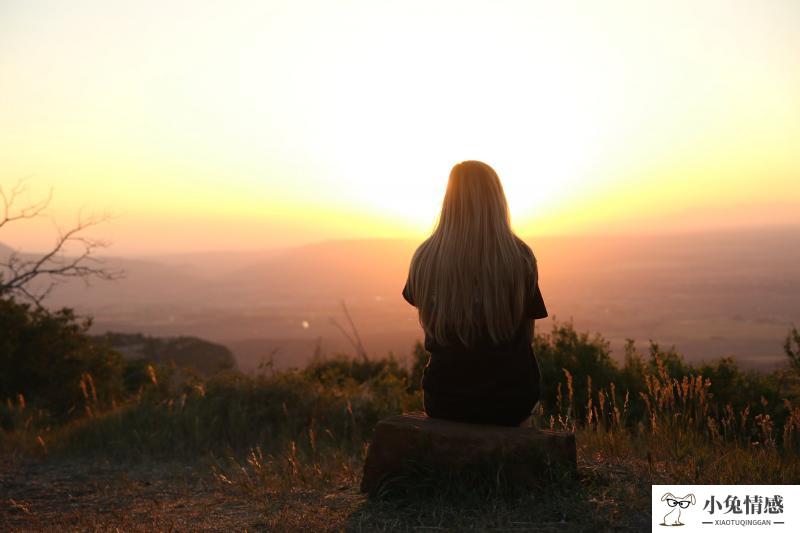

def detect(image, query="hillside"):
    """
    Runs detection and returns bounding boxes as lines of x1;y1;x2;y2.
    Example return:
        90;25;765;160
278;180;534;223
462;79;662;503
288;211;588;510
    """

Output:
92;332;237;376
5;225;800;372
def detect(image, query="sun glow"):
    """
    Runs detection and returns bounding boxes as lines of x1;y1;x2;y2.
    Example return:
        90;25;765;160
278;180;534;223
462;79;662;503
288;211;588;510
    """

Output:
1;0;798;253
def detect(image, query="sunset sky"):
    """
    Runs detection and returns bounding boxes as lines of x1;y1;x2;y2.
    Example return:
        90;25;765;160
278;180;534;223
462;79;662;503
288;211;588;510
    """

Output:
1;0;798;255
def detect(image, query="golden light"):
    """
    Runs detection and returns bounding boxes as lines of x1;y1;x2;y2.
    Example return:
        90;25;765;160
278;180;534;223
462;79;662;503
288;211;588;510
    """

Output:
1;0;798;253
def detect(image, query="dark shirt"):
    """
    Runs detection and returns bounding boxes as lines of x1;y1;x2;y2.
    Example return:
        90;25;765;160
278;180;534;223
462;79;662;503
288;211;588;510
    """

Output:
401;270;548;425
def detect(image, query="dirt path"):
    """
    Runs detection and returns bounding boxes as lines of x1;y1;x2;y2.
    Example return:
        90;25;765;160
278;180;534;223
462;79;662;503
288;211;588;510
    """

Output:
1;457;268;532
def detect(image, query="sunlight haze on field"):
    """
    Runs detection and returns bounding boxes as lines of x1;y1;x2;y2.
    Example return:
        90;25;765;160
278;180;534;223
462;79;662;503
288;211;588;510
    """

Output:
1;0;799;254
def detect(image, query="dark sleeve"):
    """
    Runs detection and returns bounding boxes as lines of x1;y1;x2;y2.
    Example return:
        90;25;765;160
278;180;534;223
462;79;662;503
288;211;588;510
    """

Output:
518;241;547;319
526;281;548;319
402;278;415;306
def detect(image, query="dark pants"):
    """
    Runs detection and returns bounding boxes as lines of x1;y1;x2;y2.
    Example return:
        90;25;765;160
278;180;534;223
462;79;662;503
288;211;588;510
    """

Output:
423;391;535;427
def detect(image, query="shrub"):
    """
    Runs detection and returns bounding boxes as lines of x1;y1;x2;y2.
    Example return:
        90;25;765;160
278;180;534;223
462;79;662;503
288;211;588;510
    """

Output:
0;296;124;423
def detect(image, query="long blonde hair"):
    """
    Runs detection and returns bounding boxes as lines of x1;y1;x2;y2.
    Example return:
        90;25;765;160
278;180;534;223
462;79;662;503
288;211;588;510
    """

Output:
407;160;536;348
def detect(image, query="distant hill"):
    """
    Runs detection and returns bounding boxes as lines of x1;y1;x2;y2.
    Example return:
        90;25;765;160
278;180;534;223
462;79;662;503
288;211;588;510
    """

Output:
5;225;800;371
94;332;237;376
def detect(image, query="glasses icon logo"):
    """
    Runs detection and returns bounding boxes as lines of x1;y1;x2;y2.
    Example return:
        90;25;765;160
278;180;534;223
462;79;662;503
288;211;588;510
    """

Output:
667;498;691;509
660;492;696;526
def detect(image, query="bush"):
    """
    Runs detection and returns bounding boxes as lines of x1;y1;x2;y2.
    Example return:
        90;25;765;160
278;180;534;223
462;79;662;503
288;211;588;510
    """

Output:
302;353;410;387
0;296;125;422
534;320;618;420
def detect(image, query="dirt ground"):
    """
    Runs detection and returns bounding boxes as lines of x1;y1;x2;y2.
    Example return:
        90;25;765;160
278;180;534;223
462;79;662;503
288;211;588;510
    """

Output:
1;451;652;532
0;457;281;531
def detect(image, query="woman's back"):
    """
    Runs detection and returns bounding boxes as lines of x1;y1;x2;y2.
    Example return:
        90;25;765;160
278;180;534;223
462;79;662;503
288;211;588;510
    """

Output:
402;161;549;427
403;246;547;426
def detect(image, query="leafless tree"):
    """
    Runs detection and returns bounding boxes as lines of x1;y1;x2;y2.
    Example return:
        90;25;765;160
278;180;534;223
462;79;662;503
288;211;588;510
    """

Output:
0;178;125;306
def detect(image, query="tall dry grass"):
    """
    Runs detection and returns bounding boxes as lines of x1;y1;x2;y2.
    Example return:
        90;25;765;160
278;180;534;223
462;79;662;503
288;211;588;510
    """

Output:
3;321;800;487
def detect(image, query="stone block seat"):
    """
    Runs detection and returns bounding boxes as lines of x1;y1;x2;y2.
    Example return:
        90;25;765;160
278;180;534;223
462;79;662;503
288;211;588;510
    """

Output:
360;411;576;495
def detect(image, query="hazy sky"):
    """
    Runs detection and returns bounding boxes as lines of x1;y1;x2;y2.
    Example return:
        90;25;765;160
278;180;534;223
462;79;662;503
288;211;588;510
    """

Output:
1;0;798;255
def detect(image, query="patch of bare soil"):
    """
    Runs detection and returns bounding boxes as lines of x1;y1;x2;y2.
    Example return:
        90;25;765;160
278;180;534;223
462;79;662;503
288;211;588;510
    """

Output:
0;449;654;532
0;457;269;532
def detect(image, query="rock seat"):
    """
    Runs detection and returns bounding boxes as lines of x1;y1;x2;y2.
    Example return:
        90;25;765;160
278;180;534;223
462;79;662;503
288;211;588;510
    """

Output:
360;411;576;495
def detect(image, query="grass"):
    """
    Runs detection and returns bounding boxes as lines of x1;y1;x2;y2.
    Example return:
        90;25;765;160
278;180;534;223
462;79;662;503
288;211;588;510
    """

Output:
3;324;800;531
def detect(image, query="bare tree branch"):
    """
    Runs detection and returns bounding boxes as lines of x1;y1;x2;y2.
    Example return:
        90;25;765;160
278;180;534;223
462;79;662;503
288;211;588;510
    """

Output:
0;178;125;307
329;299;368;361
0;177;53;231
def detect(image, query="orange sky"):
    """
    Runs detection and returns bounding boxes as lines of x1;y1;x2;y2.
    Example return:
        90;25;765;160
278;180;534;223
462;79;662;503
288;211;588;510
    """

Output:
1;0;799;255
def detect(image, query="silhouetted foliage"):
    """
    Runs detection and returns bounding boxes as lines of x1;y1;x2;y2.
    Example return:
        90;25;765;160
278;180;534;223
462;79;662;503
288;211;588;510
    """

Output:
4;307;800;463
532;320;799;430
785;326;800;374
534;320;618;421
303;353;408;387
647;339;690;378
0;298;243;428
0;296;124;421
